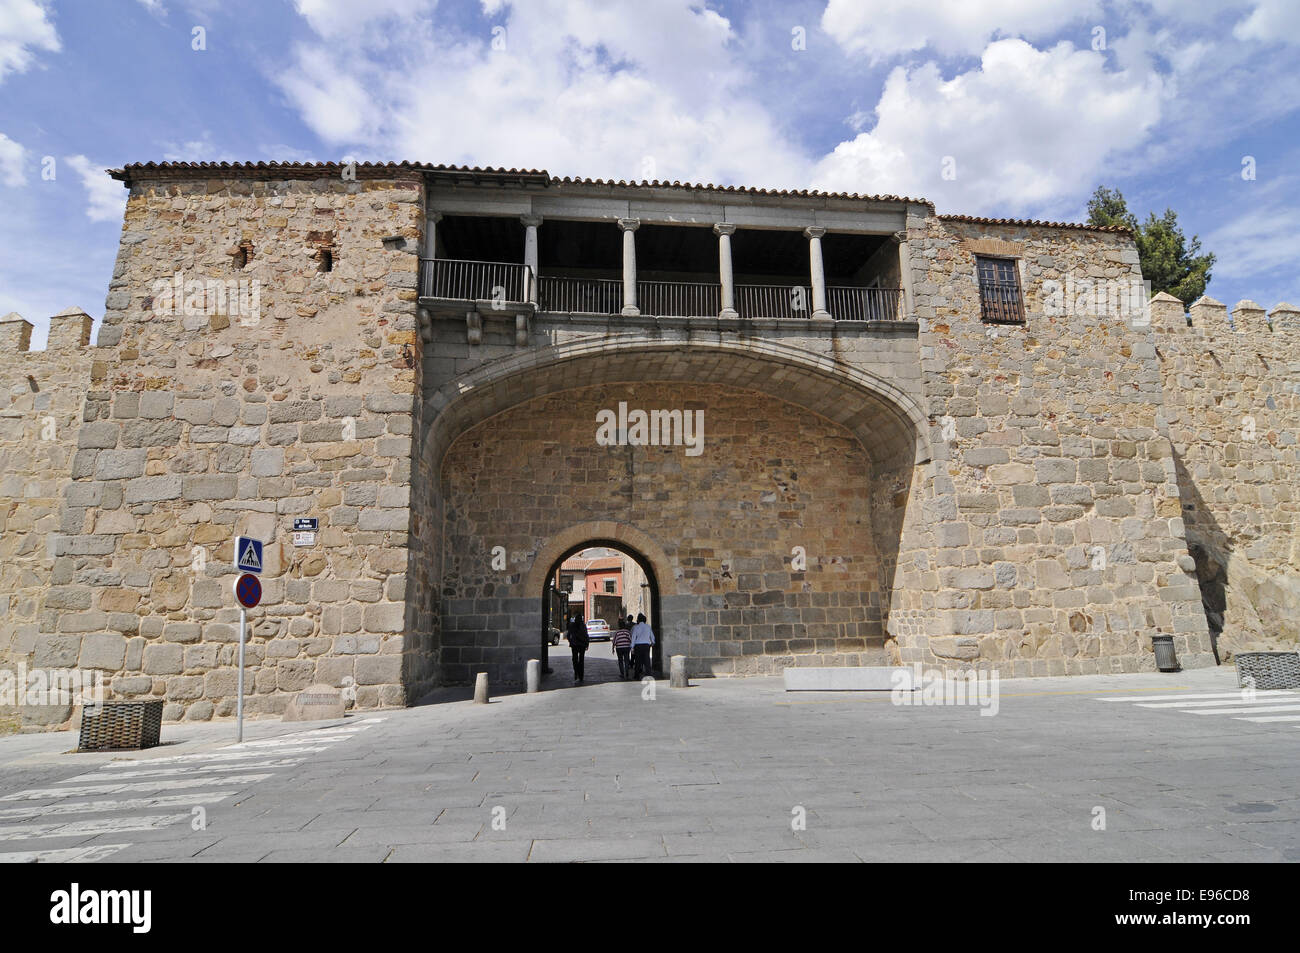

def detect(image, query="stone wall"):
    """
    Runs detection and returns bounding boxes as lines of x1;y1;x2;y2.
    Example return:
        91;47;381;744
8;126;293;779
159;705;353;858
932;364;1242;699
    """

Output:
1150;293;1300;659
21;169;426;727
0;309;100;729
893;214;1216;674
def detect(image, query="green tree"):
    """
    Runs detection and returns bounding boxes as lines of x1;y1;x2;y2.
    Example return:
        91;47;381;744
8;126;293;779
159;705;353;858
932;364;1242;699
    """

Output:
1086;186;1215;302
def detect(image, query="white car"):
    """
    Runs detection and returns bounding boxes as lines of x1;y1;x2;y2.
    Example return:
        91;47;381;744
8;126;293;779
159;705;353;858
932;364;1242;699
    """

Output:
585;619;612;641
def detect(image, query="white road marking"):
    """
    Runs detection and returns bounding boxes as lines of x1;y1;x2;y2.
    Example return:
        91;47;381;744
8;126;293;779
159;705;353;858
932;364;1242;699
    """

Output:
0;813;185;839
1235;714;1300;723
66;759;303;781
1135;697;1300;708
0;773;275;801
0;792;237;821
98;746;330;768
0;843;129;863
1099;691;1298;702
1187;704;1300;716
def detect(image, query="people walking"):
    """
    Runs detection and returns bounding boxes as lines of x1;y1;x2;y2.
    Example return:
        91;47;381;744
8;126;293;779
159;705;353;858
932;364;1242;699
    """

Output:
566;614;589;683
613;616;633;679
630;613;655;679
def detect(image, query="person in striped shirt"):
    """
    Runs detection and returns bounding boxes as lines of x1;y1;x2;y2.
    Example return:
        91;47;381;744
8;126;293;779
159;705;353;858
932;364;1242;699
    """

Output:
612;617;633;679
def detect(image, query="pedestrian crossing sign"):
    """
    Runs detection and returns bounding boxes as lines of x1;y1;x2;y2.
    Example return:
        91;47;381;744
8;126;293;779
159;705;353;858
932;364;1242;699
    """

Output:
235;535;263;574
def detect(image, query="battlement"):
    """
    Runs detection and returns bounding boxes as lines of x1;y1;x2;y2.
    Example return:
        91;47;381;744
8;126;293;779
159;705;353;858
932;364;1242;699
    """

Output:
1148;291;1300;348
0;308;100;353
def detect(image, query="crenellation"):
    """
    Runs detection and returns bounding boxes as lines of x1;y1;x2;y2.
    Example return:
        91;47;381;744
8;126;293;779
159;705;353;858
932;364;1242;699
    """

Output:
0;313;34;352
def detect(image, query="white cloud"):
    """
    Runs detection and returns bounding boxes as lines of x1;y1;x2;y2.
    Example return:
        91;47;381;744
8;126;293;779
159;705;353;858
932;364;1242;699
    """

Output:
812;39;1162;215
64;155;127;223
821;0;1099;62
293;0;436;38
0;0;59;82
1233;0;1300;42
1206;174;1300;287
0;130;25;185
277;0;811;188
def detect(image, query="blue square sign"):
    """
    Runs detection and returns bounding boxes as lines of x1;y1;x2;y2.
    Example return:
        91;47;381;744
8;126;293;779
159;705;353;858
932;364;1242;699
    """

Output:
235;535;264;574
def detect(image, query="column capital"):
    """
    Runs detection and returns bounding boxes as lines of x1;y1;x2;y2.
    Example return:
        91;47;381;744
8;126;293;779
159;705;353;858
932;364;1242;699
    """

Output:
428;211;443;223
520;214;543;228
803;225;826;240
713;222;736;237
891;229;906;243
618;218;640;232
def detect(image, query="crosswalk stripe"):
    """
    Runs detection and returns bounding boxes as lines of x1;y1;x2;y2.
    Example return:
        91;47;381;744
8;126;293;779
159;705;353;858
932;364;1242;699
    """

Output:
1187;704;1300;716
1234;714;1300;723
1135;697;1300;708
0;792;237;822
98;745;329;768
0;773;274;801
0;843;129;864
66;759;303;781
0;813;185;840
1098;691;1298;702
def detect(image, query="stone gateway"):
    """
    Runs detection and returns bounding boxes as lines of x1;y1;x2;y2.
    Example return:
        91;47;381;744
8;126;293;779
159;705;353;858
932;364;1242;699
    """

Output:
0;161;1296;728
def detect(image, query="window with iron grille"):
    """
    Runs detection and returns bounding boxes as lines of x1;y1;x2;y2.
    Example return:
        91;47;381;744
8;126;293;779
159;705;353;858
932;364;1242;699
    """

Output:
976;255;1025;324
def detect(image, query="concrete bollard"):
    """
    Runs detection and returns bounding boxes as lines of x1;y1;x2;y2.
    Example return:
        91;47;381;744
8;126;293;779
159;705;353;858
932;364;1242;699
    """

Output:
473;672;490;704
670;655;688;688
526;659;540;693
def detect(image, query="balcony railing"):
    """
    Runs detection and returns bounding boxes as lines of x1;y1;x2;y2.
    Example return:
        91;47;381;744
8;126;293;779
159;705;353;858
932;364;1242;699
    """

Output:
826;286;904;322
638;280;721;318
978;280;1026;324
538;275;623;314
419;258;533;304
735;284;811;319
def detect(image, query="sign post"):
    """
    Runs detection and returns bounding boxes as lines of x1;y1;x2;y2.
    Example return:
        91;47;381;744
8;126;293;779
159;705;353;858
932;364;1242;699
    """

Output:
233;549;263;743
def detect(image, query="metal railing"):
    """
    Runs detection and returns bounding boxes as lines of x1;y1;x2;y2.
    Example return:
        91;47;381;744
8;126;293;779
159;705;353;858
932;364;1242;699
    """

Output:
734;284;811;319
827;286;904;321
537;276;623;314
637;280;721;317
419;258;533;304
977;280;1025;323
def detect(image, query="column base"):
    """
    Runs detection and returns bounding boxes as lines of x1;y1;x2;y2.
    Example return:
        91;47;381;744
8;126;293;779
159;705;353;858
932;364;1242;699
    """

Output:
812;310;833;323
621;306;641;316
719;308;739;320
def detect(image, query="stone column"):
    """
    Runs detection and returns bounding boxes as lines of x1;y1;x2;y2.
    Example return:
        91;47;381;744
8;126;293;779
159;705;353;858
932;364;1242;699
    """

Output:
1188;295;1229;335
521;214;542;304
425;211;442;259
804;226;831;320
1269;302;1300;335
619;218;640;316
47;307;93;349
1147;291;1186;334
714;223;738;318
0;312;33;352
1232;299;1267;336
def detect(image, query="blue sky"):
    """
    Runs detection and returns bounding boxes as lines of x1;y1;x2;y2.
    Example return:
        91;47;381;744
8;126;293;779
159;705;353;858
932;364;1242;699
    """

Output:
1;0;1296;345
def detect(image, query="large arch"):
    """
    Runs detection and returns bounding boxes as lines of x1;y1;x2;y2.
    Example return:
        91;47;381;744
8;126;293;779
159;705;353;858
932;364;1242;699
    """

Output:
416;331;934;683
419;334;933;482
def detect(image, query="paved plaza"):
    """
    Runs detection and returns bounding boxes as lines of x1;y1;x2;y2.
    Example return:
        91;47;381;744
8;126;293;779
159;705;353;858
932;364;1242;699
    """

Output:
1;664;1297;863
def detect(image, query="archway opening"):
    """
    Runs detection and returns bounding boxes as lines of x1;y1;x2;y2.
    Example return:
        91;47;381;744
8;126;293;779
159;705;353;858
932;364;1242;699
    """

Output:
541;541;663;685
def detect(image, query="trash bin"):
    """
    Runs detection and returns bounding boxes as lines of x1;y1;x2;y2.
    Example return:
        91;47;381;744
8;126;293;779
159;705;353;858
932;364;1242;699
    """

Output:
1152;634;1180;672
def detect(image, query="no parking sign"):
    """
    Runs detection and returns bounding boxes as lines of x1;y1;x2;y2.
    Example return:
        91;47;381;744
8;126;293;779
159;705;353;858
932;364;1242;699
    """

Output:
235;573;262;609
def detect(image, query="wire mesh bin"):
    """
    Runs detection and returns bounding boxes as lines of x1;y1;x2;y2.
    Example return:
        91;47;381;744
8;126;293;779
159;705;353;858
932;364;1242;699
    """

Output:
77;700;164;751
1234;652;1300;690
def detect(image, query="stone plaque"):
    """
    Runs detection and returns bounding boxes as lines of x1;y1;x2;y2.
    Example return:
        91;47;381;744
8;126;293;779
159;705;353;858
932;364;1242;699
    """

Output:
281;683;347;722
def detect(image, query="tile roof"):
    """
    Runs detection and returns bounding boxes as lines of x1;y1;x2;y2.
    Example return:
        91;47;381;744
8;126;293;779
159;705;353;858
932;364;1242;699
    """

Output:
106;162;1127;233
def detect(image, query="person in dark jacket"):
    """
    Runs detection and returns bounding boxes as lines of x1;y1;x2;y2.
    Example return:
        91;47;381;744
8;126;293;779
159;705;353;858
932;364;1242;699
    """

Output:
566;615;590;683
612;616;633;679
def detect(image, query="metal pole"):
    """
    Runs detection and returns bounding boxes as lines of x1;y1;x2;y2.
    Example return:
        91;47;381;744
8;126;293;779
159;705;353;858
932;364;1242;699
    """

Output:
237;605;246;743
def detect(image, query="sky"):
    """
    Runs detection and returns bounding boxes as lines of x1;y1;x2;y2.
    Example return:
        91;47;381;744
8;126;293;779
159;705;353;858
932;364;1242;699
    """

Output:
0;0;1296;346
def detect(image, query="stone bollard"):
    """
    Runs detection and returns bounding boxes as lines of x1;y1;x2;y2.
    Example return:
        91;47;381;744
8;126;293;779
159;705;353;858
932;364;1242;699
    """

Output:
670;655;688;688
526;659;540;693
473;672;490;704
